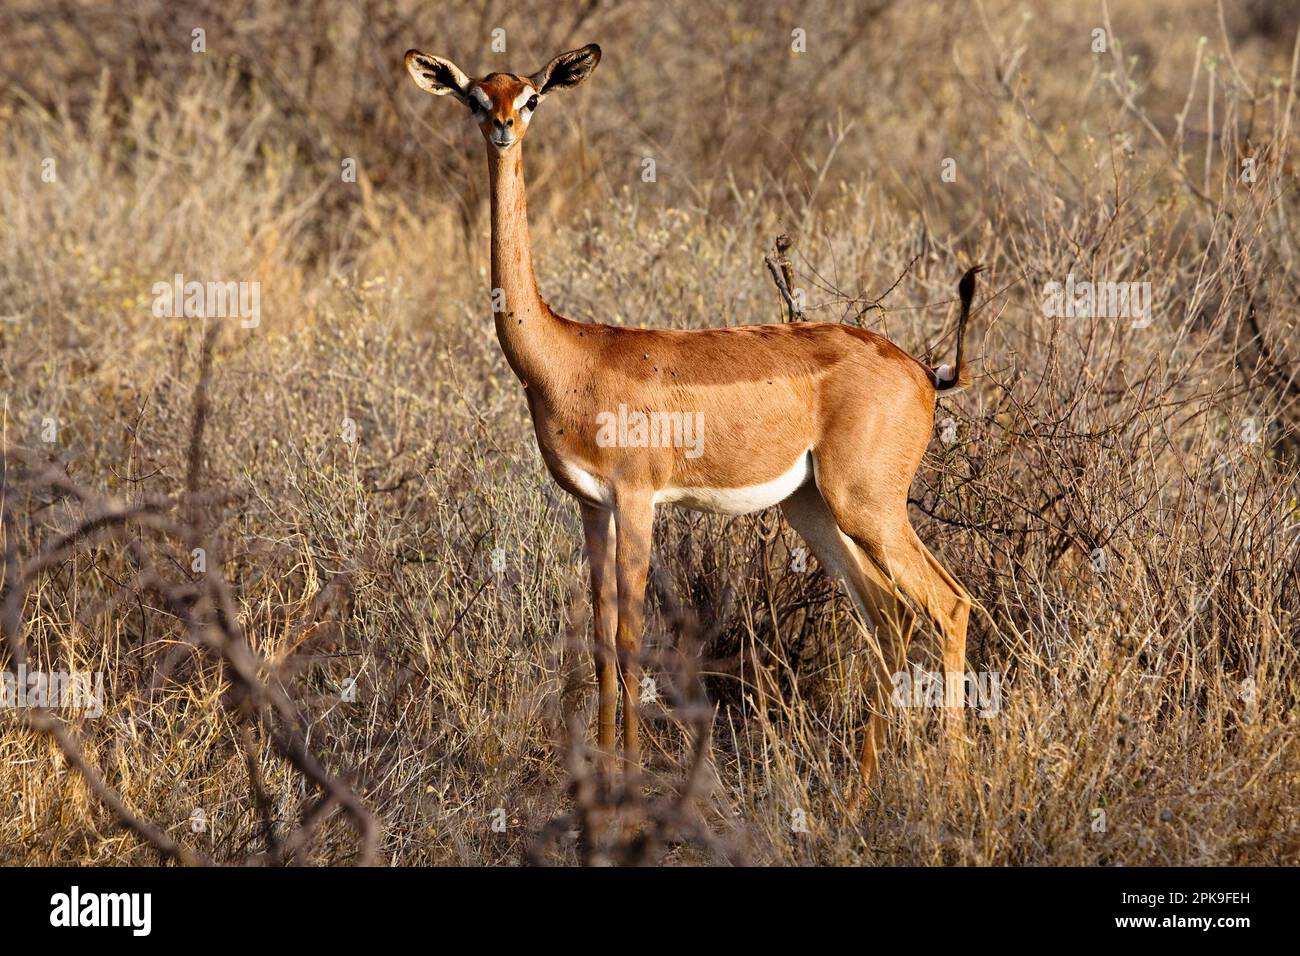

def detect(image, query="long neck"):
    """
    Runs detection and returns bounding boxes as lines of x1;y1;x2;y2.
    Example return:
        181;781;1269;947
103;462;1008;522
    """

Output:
487;144;566;386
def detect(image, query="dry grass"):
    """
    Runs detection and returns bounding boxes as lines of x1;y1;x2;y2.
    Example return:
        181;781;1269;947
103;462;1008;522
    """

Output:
0;0;1298;865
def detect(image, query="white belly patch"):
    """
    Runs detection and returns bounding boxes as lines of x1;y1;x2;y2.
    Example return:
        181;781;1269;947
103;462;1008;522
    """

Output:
654;451;811;516
552;452;812;516
554;458;613;507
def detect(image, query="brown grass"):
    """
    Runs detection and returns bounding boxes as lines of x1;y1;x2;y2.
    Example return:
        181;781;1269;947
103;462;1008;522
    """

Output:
0;0;1297;865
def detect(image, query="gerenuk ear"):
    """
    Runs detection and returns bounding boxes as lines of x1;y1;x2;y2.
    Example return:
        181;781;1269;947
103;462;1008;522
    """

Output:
529;44;601;95
405;50;471;101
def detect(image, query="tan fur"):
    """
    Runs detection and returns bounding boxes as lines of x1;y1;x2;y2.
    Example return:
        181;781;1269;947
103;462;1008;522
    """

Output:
405;44;975;793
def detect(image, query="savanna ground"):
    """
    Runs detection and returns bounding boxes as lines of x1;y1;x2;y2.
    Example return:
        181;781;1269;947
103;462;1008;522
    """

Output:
1;0;1298;865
